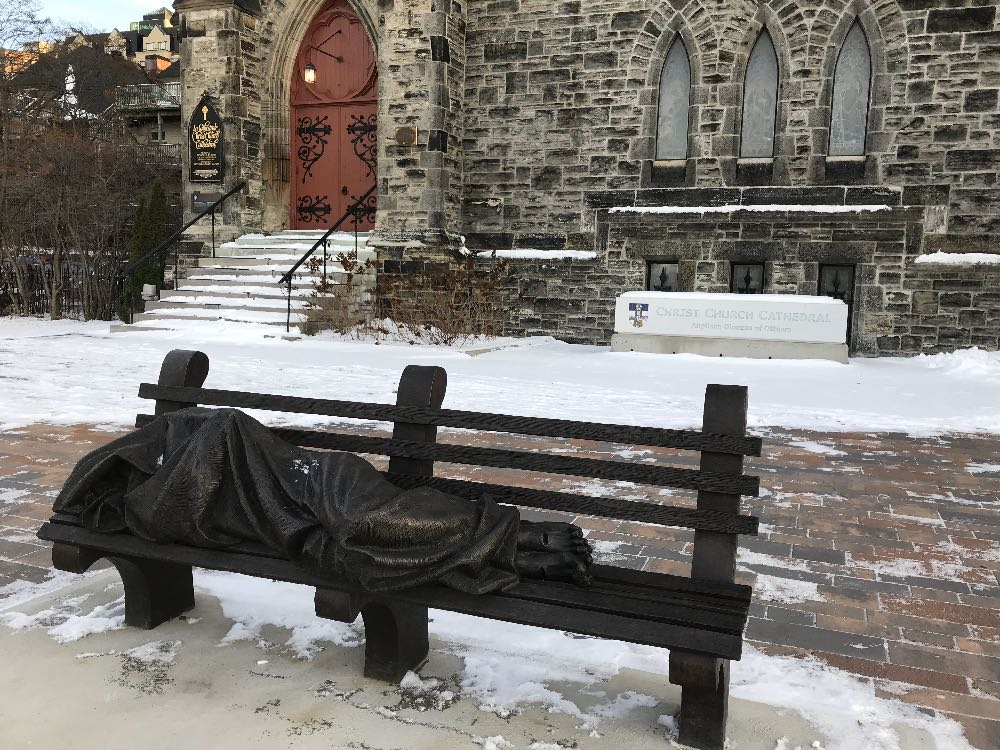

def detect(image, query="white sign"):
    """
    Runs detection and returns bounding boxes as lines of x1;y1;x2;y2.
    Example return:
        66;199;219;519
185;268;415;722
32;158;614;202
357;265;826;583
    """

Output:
614;292;848;344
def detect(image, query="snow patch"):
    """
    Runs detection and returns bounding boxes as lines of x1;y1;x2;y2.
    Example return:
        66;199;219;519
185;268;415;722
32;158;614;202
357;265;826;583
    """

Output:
755;575;825;604
192;570;362;659
610;204;892;215
0;488;30;504
967;462;1000;475
461;248;599;261
731;645;971;750
914;252;1000;266
1;593;125;643
787;440;847;457
124;639;182;665
473;737;513;750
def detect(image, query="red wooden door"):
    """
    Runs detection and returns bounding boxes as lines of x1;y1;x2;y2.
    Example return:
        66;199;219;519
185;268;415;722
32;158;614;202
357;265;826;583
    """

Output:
291;1;377;230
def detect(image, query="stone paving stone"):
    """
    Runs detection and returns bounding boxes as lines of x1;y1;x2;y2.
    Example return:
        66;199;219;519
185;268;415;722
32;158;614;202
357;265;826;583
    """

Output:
877;685;1000;721
746;617;888;662
880;595;1000;629
2;423;1000;739
888;642;1000;683
951;716;1000;750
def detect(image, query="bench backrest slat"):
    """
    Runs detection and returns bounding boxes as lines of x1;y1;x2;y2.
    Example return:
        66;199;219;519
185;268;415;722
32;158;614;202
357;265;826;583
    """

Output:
137;383;763;456
388;474;759;535
133;416;759;497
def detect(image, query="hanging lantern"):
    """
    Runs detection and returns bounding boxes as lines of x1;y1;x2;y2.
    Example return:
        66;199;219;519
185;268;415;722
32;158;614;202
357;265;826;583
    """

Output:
304;61;317;84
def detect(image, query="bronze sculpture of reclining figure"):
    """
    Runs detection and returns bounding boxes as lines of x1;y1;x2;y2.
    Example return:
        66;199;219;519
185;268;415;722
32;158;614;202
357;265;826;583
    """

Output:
54;408;593;594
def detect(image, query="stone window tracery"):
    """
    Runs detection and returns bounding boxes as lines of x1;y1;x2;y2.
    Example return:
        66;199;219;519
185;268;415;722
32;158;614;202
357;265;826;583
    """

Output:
655;38;691;161
740;31;779;159
829;21;872;157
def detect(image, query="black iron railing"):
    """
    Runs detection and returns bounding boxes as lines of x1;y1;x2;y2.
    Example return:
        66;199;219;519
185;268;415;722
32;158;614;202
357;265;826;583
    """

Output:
118;180;247;324
280;184;376;333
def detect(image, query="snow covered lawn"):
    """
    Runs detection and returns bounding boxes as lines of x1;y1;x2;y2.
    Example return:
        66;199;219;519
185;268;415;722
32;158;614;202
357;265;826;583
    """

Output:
2;317;1000;436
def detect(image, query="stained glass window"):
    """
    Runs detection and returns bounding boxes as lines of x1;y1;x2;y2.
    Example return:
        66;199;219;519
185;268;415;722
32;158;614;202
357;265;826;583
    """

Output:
830;22;872;157
740;32;779;159
655;40;691;160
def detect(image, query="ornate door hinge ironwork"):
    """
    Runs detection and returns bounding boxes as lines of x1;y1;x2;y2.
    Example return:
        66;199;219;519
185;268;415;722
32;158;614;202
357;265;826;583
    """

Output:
296;115;333;183
347;114;377;179
296;195;332;223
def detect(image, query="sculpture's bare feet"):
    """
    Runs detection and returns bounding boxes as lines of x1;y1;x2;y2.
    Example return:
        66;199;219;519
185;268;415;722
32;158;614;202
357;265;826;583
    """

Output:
515;550;592;586
517;521;592;559
515;522;593;586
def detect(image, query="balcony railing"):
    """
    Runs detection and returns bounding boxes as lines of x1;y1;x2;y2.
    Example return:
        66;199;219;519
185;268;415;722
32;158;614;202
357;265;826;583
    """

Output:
116;82;181;110
120;142;181;164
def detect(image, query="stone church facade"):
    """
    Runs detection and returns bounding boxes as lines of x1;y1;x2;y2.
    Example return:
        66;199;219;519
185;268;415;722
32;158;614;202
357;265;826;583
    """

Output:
173;0;1000;355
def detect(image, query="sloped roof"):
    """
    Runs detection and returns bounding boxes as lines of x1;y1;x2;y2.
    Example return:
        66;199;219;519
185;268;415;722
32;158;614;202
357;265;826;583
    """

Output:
158;59;181;81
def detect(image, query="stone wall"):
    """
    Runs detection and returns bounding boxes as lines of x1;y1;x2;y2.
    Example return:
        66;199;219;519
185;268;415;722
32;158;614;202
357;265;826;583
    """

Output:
460;0;1000;256
485;184;998;355
173;0;1000;356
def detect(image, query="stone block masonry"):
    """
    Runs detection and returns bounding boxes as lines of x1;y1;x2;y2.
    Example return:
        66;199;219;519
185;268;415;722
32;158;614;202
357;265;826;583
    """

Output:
172;0;1000;356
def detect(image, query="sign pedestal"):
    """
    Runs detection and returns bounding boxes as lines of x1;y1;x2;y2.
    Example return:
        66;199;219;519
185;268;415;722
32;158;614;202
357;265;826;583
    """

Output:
611;292;850;363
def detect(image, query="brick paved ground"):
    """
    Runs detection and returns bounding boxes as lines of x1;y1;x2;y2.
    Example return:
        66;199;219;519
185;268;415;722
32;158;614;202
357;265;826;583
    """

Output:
2;423;998;748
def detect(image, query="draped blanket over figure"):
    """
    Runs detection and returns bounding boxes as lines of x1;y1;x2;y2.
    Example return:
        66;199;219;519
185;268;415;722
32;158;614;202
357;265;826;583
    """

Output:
54;408;523;594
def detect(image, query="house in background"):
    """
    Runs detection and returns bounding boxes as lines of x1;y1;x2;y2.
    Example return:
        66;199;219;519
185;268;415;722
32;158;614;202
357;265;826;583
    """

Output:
115;58;182;155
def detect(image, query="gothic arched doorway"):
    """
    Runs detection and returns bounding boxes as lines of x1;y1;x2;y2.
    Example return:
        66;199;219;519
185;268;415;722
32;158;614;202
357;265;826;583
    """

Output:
290;0;376;230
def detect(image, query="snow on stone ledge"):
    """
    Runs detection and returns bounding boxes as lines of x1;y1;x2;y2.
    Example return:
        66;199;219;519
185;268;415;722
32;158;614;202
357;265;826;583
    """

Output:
461;248;598;261
609;203;892;215
914;251;1000;266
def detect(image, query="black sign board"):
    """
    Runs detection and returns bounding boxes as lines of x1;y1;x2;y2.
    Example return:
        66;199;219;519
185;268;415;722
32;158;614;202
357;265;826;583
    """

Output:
192;191;223;214
189;97;224;183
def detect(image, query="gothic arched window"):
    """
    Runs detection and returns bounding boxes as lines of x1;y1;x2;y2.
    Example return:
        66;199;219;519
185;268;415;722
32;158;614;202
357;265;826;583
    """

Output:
829;21;872;157
655;38;691;160
740;31;779;158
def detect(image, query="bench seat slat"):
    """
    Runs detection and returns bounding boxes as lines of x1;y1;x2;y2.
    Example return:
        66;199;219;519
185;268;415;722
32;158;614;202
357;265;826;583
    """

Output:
46;514;750;608
137;384;763;457
37;521;746;660
511;579;748;634
388;474;759;535
134;415;760;497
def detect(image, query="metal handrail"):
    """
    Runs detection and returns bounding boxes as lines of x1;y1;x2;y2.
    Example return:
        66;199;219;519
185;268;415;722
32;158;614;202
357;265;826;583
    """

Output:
280;184;376;333
119;180;247;324
278;184;377;286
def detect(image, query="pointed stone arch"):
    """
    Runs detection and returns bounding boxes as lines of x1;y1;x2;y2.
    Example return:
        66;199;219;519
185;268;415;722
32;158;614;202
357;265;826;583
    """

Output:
813;0;903;180
625;1;716;186
257;0;378;231
726;4;795;183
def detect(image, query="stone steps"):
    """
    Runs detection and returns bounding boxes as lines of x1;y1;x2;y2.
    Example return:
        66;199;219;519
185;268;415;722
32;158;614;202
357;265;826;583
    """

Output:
112;230;372;334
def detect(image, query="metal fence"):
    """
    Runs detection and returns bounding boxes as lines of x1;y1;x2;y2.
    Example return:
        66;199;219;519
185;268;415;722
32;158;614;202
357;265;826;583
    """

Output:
0;259;119;320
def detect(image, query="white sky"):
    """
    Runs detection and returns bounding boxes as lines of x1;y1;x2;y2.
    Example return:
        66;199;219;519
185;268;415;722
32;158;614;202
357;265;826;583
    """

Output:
36;1;162;32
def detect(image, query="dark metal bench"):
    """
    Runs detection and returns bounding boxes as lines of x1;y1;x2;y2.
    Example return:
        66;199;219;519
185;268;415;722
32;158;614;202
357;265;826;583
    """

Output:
37;349;762;750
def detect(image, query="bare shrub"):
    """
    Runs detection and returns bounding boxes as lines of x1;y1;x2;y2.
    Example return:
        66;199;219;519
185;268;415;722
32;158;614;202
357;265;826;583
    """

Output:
300;250;377;337
377;255;511;346
301;250;511;346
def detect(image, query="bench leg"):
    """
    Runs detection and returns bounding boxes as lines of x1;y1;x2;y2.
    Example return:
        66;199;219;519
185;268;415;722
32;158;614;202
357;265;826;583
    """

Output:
112;557;195;629
51;543;194;630
670;652;730;750
360;601;429;682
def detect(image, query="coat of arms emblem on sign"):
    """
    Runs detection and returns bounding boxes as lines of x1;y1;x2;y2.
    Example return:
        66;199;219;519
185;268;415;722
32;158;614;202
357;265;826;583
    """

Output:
628;303;650;328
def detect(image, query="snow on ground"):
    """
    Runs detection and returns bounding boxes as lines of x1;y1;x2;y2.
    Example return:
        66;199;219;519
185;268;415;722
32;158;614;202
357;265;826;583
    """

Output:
967;462;1000;475
2;318;1000;436
0;571;972;750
